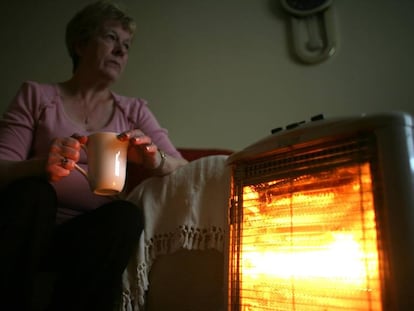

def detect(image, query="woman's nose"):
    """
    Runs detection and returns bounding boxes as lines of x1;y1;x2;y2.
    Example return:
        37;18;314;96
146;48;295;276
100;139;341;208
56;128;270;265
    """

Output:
113;41;127;56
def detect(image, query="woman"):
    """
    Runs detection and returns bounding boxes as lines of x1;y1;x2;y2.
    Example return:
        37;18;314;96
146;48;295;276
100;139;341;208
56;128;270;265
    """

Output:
0;1;187;311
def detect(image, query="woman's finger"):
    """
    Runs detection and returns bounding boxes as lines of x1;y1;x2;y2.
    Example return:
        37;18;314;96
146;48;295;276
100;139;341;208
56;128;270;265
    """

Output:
117;129;144;141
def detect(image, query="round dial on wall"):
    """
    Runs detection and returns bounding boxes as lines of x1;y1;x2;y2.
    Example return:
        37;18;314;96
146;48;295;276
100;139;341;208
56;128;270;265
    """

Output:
279;0;337;64
280;0;332;16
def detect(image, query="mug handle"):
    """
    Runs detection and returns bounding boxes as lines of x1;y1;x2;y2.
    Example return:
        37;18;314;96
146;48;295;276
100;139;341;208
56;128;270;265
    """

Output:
74;163;88;179
74;143;88;178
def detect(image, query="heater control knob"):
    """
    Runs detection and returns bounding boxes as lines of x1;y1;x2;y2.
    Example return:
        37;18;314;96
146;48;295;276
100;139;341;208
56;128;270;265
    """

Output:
286;120;305;130
311;114;324;121
271;114;324;134
271;127;283;134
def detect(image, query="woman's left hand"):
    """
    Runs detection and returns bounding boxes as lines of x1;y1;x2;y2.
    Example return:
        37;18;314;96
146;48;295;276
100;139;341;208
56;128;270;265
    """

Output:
117;129;162;169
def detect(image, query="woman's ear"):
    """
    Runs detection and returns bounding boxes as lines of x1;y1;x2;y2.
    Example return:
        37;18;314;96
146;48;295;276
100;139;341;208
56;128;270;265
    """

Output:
74;41;84;57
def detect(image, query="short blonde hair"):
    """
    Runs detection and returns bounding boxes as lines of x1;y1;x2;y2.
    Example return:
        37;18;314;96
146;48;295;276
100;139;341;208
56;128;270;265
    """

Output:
65;0;136;71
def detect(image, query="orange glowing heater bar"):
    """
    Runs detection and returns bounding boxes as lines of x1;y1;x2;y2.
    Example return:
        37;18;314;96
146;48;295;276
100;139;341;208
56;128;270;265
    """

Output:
226;112;414;311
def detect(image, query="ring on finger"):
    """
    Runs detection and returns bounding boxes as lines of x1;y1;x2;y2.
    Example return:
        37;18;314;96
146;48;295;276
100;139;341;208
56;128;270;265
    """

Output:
61;157;69;167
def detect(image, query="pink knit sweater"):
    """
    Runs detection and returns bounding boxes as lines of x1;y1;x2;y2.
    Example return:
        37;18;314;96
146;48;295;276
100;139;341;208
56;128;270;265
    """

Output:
0;81;181;223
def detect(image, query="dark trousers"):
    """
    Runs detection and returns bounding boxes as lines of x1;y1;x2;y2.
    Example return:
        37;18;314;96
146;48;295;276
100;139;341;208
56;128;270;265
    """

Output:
0;177;144;311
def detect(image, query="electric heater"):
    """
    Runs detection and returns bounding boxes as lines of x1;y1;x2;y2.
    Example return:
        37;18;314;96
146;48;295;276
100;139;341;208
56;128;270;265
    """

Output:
226;112;414;311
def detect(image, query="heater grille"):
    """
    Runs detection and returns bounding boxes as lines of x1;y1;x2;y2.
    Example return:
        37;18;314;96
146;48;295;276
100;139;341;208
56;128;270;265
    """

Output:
229;134;384;311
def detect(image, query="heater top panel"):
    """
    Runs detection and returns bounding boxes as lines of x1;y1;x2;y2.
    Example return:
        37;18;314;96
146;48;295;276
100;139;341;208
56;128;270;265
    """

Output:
227;111;414;164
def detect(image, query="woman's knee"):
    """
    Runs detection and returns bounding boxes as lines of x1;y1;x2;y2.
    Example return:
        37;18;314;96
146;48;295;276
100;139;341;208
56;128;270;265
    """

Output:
1;177;57;223
59;201;143;238
99;200;144;235
4;177;56;199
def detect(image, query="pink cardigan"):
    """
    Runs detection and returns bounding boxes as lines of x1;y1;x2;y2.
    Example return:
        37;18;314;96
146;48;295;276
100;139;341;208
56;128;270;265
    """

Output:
0;81;182;223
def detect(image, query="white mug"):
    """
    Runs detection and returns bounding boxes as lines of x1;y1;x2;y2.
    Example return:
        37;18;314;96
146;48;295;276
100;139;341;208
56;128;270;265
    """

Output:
75;132;129;196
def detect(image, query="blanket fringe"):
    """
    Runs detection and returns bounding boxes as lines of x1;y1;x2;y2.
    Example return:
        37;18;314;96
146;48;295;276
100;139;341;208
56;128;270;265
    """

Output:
121;225;225;311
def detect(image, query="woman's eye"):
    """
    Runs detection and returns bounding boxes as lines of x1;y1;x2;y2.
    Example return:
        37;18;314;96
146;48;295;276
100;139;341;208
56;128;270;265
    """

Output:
102;32;116;41
107;33;116;40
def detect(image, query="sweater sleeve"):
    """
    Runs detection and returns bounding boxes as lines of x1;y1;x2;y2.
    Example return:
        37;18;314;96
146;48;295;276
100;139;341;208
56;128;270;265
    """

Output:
118;96;183;159
136;101;182;158
0;82;41;160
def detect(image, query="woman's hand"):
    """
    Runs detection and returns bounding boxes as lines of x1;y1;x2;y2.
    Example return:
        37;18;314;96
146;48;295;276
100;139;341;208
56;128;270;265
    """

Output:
117;129;162;169
46;135;86;182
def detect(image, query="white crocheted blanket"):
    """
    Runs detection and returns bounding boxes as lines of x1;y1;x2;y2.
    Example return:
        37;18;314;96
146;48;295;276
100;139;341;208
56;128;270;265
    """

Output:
119;155;231;311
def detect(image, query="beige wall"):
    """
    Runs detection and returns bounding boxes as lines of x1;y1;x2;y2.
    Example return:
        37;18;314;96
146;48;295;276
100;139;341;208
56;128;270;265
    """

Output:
1;0;413;151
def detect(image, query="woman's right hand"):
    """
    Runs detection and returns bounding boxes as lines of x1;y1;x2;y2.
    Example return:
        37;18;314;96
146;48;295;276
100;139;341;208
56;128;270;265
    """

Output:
46;135;86;182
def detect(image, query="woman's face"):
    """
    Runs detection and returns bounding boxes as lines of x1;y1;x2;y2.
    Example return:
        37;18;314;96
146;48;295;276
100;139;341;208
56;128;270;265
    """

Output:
76;20;133;82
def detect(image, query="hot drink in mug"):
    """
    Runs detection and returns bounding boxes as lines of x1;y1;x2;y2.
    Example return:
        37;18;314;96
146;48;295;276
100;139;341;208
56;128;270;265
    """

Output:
75;132;129;196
